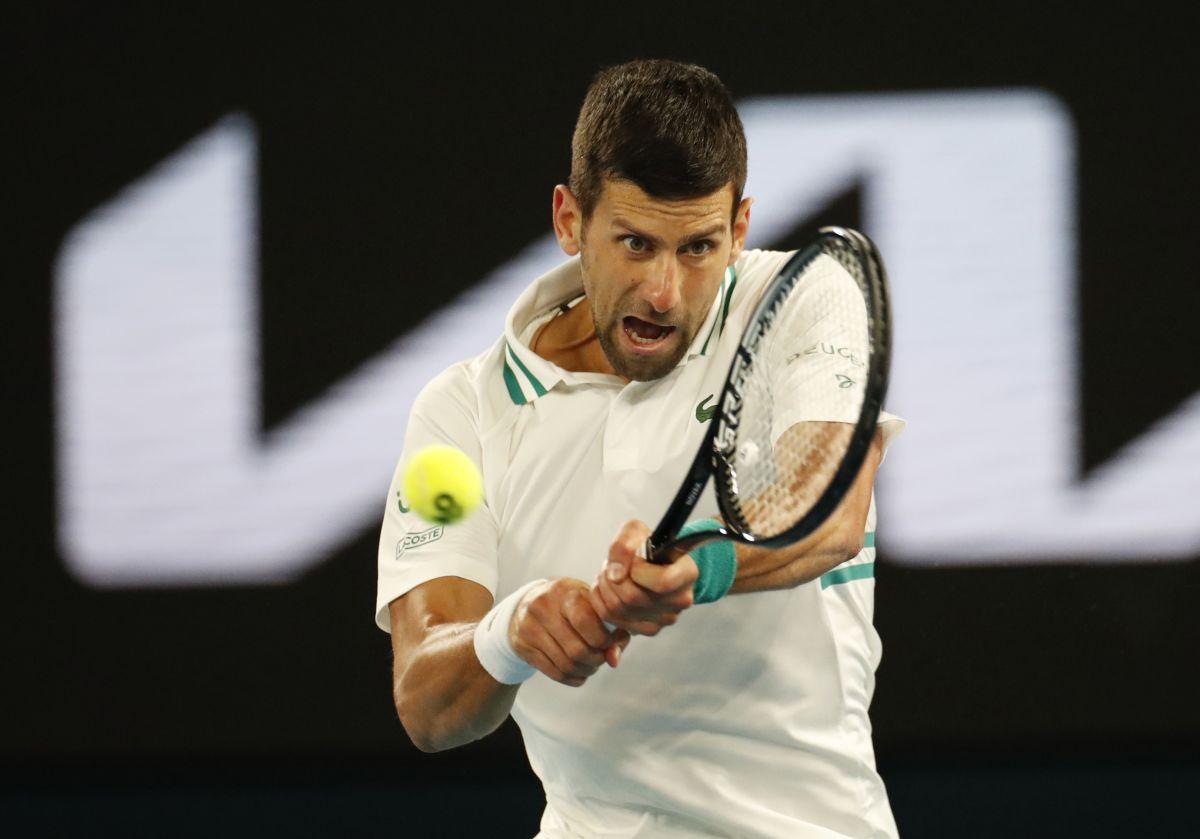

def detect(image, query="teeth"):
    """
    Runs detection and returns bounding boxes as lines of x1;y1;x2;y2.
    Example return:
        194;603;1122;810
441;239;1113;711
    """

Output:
625;326;667;345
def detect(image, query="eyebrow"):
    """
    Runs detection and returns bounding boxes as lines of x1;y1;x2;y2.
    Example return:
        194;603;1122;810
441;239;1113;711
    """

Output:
612;218;726;248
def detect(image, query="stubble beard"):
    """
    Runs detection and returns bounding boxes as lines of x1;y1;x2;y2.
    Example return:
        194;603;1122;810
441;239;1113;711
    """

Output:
593;308;691;382
579;244;693;381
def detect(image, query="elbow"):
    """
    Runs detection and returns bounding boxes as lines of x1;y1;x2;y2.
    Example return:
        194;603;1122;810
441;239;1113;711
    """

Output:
822;538;865;572
401;717;441;754
841;535;865;561
408;731;446;754
788;540;864;590
394;684;448;754
830;522;867;566
395;679;487;754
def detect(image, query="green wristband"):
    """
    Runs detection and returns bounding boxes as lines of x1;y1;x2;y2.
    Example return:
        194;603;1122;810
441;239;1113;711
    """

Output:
676;518;736;604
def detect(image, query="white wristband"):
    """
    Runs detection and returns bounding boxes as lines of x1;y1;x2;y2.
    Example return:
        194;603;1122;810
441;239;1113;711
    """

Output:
473;578;547;685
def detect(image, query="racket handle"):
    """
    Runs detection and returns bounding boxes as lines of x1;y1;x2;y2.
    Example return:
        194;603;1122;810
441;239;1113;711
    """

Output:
644;536;665;565
648;527;729;564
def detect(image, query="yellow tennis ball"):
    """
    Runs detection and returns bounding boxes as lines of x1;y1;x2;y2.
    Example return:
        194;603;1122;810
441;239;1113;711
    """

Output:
402;445;483;524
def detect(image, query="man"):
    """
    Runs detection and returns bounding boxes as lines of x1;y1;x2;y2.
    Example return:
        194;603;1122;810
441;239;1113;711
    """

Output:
376;59;904;838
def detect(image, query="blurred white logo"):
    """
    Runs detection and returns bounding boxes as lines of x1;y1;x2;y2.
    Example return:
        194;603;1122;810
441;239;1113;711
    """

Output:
396;526;444;559
55;92;1200;587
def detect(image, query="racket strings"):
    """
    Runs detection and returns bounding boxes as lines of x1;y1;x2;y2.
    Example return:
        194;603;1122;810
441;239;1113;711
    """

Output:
722;246;874;539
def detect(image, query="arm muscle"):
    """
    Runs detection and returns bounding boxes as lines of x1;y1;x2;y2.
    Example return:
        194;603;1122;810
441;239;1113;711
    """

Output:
389;577;518;752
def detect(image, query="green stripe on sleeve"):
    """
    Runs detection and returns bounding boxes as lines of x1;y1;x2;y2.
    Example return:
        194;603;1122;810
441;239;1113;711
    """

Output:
506;341;547;397
820;562;875;590
864;531;875;548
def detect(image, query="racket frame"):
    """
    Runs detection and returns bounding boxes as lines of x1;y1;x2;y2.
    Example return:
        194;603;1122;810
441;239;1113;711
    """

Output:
645;226;891;563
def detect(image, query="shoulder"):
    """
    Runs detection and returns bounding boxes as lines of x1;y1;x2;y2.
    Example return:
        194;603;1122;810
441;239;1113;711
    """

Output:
725;248;794;325
411;339;509;428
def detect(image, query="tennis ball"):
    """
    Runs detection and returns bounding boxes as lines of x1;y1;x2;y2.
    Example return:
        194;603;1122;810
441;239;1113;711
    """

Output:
402;444;483;524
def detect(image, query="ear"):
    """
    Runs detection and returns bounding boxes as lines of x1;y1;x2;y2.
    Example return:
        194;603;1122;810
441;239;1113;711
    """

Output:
553;185;583;256
728;196;753;265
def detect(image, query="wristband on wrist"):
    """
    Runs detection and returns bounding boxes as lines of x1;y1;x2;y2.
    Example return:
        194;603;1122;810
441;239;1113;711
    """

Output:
473;578;547;685
676;518;737;604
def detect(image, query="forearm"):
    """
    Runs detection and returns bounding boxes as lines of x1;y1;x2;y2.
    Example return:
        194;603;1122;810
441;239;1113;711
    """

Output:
727;431;883;594
729;524;864;594
394;620;518;753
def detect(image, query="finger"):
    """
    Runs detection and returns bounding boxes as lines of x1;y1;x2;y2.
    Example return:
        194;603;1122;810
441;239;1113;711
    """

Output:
562;588;613;650
586;596;614;631
594;575;646;627
606;574;654;612
641;611;683;636
541;609;606;676
629;555;700;594
591;577;660;632
605;520;651;582
604;630;632;668
596;574;659;627
629;619;663;636
517;617;583;678
523;586;604;675
588;579;621;624
512;641;568;683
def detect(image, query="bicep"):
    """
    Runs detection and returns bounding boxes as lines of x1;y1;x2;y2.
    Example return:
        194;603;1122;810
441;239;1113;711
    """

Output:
389;576;495;669
830;429;882;548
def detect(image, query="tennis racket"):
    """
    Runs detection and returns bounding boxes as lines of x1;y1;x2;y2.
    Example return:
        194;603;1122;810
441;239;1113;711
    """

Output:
646;226;891;562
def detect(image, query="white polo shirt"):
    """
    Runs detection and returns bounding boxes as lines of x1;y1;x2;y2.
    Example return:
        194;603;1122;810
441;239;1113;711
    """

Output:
376;249;904;839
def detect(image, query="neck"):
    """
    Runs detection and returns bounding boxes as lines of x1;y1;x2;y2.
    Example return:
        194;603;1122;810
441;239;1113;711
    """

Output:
531;297;621;378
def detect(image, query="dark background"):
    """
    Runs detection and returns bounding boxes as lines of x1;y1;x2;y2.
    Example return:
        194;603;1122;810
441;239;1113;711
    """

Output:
5;3;1198;836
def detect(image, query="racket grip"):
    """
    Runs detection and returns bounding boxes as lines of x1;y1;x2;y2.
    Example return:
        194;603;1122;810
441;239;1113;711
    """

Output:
645;536;672;565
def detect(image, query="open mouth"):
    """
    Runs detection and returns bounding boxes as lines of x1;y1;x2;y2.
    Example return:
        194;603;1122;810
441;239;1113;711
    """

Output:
622;316;676;349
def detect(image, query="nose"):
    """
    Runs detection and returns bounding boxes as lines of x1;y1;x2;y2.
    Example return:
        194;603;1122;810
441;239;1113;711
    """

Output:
644;256;682;314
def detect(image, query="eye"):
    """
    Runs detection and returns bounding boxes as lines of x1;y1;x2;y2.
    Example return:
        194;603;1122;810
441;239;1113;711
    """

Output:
685;240;713;257
621;235;648;254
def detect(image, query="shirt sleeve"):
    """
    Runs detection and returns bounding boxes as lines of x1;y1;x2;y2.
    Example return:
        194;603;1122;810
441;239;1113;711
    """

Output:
751;250;907;457
374;366;500;632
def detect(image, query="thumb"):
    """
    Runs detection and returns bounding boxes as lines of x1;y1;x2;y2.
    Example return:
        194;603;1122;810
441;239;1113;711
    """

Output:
606;520;649;582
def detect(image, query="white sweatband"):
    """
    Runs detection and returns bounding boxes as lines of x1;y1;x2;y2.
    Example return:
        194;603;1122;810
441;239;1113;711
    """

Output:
473;578;547;685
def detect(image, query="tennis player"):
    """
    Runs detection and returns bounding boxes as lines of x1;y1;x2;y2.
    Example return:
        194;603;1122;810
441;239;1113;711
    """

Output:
377;59;905;838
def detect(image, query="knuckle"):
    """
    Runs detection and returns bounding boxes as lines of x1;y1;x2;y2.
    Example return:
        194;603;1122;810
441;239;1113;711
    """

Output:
565;593;591;622
564;659;593;678
646;574;673;594
512;619;534;645
626;587;652;607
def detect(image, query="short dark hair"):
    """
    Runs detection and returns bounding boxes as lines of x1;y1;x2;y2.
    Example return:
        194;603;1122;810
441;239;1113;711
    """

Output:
569;59;747;223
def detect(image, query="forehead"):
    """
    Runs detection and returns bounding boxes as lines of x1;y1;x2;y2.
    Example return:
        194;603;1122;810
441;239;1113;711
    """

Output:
594;179;733;231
